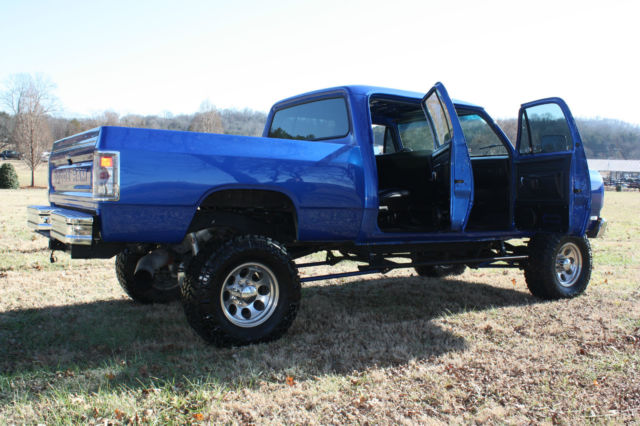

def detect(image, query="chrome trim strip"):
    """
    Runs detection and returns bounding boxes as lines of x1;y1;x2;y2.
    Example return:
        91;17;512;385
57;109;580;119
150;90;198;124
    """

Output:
50;193;99;210
51;140;98;156
51;153;95;168
52;128;99;151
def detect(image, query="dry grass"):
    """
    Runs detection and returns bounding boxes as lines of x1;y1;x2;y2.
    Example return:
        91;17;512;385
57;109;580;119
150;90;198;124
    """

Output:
0;159;48;188
1;189;638;424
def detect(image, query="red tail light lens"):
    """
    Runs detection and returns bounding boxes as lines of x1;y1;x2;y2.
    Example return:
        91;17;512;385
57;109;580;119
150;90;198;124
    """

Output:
93;152;119;200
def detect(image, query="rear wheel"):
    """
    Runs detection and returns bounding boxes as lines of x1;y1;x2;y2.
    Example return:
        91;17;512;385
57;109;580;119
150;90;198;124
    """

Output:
115;249;180;304
181;235;300;347
525;234;592;299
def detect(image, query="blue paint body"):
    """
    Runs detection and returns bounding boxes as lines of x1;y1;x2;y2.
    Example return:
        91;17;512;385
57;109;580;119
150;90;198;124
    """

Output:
47;84;603;246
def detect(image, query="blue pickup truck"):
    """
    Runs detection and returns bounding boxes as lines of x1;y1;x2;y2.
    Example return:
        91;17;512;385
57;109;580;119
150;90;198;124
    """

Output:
28;82;606;346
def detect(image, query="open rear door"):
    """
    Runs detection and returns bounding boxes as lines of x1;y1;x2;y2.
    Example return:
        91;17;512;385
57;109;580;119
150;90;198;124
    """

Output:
515;98;590;235
422;83;474;231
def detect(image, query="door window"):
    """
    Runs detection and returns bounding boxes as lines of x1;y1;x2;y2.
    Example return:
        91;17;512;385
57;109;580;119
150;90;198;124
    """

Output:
519;103;573;154
423;90;453;148
459;114;508;157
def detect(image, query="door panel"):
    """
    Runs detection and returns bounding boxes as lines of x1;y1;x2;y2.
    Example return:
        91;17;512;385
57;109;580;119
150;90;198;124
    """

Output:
467;157;511;231
515;98;590;235
422;83;474;232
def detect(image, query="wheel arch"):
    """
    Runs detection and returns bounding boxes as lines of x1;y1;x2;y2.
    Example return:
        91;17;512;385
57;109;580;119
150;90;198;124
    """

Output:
186;187;299;242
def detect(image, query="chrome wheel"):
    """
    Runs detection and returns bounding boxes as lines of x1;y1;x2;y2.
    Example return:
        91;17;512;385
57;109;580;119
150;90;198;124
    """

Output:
555;242;582;287
220;262;279;328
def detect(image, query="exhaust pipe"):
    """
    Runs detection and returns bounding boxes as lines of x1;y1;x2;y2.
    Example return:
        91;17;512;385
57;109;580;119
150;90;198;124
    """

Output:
134;249;171;286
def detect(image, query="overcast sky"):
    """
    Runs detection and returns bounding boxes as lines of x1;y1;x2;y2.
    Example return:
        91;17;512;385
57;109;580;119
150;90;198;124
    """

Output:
1;0;638;123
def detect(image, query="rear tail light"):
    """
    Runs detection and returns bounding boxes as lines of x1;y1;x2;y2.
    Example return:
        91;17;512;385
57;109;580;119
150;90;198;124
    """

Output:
93;151;120;200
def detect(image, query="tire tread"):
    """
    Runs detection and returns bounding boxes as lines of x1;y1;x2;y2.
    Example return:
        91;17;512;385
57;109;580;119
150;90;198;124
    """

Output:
525;234;592;300
181;235;300;347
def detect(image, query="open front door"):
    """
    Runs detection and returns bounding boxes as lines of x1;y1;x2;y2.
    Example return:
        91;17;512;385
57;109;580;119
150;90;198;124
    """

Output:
422;83;474;231
515;98;590;235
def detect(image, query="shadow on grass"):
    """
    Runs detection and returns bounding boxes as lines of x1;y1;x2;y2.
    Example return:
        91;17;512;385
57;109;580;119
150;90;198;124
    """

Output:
1;275;538;396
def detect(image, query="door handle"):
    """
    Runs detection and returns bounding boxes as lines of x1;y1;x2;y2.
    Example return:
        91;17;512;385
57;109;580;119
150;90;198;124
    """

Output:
454;179;464;184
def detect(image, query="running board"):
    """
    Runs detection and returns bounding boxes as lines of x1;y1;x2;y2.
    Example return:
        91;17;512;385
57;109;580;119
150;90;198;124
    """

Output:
299;255;528;283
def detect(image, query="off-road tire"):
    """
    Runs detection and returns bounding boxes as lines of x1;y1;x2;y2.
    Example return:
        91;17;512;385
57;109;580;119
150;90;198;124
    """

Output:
414;263;467;278
181;235;300;347
525;234;592;300
115;248;180;304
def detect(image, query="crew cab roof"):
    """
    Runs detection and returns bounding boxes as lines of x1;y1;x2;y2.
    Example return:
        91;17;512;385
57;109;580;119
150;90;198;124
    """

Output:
271;85;482;110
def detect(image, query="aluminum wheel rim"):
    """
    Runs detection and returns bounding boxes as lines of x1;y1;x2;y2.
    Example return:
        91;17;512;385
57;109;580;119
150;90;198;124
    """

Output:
555;242;582;287
220;262;279;328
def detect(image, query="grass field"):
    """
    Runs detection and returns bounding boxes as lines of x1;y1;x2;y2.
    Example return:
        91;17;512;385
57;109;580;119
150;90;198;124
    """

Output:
0;159;48;188
1;190;638;424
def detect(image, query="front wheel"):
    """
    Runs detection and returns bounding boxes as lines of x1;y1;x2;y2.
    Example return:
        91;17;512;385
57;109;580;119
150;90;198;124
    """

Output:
181;235;300;347
525;234;592;300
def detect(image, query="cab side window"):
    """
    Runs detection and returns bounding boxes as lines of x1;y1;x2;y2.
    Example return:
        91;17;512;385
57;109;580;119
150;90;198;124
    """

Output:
268;97;349;141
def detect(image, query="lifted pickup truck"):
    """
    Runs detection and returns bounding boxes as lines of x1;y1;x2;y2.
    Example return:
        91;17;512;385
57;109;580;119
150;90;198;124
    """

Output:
28;82;606;347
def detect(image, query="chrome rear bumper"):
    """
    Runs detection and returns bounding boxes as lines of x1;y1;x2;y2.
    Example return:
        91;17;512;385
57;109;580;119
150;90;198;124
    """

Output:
28;205;94;245
27;205;54;231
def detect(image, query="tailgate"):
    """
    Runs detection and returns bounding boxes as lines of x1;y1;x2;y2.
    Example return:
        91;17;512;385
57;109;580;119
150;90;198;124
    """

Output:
49;129;100;210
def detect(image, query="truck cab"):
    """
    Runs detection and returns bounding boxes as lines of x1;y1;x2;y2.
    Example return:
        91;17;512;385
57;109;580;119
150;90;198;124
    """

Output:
265;83;602;241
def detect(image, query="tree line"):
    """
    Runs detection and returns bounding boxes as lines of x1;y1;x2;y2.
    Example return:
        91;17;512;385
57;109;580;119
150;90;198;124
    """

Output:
44;105;268;143
2;73;639;187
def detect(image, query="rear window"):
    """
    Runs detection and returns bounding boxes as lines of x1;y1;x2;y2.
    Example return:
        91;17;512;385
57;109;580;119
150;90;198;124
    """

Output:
268;97;349;141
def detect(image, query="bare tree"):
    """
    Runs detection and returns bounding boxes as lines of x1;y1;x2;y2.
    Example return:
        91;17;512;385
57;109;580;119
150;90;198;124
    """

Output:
189;100;223;134
1;73;57;186
0;111;10;152
99;110;120;126
121;114;145;128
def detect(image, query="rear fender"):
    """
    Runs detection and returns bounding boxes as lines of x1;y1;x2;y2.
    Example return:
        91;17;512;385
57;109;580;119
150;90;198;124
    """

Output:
188;188;299;242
